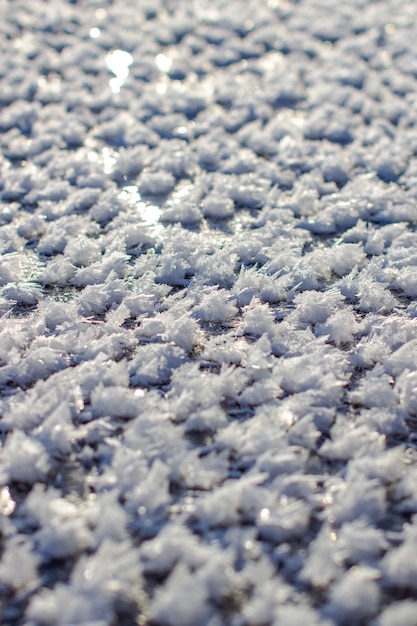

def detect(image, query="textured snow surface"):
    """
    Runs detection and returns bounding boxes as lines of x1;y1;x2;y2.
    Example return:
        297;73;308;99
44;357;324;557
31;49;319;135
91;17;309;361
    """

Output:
2;0;417;624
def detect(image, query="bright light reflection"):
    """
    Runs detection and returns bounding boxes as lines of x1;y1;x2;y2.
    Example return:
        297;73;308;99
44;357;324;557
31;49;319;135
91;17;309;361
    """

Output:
118;186;162;228
155;53;173;73
87;144;118;173
106;49;133;93
173;183;193;199
259;508;271;522
141;204;162;225
102;147;117;174
90;27;101;38
155;82;168;95
119;185;141;205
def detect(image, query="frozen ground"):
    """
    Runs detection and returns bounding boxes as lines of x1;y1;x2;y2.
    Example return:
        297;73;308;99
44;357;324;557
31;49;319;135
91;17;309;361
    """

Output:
1;0;417;624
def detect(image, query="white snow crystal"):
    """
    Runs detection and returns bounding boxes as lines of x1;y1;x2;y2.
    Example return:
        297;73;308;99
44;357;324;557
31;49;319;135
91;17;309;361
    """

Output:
375;601;417;626
326;566;380;622
0;431;50;484
192;288;238;323
3;0;417;623
0;536;40;590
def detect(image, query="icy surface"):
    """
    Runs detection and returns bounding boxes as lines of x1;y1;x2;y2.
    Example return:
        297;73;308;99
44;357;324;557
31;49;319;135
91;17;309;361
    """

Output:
1;0;417;624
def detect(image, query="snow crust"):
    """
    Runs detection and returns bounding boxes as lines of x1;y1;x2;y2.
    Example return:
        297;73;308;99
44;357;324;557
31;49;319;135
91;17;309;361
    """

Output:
1;0;417;624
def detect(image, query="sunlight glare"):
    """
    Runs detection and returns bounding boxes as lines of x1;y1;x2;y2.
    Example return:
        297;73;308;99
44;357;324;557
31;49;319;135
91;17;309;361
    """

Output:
106;49;133;93
118;186;162;228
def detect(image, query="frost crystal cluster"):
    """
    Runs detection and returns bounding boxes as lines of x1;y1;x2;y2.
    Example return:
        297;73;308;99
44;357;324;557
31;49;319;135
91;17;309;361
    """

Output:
1;0;417;624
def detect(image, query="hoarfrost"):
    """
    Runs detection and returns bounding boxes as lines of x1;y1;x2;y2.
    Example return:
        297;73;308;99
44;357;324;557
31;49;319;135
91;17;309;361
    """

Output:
2;0;417;622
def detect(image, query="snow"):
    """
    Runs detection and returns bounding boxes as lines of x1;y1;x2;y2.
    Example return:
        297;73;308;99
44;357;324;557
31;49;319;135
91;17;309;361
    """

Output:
374;601;417;626
2;0;417;623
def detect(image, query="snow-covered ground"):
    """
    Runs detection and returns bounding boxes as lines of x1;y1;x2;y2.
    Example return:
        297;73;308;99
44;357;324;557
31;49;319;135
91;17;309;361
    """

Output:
1;0;417;623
